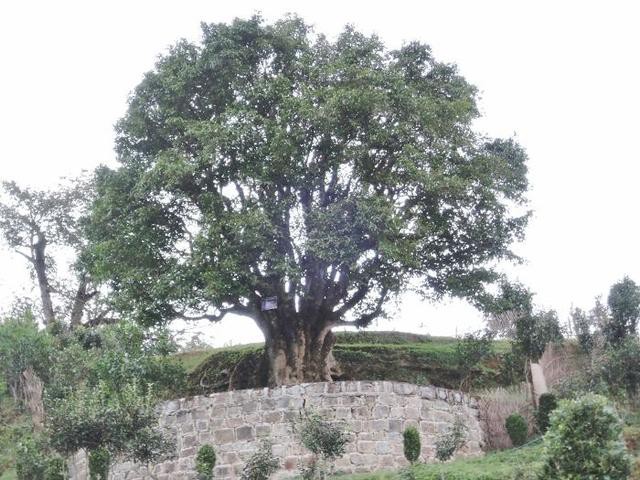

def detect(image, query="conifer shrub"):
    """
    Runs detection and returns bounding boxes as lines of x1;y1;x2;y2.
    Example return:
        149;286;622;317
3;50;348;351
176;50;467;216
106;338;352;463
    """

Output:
196;444;216;480
536;393;558;433
403;426;421;463
505;413;528;447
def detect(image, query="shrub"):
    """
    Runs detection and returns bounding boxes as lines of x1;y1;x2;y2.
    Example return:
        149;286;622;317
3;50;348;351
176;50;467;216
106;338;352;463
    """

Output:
542;393;631;479
240;440;279;480
478;384;534;450
88;448;110;480
435;416;467;462
15;434;65;480
603;338;640;397
536;393;558;433
403;426;421;463
298;412;349;460
298;412;349;479
196;444;216;480
505;414;528;447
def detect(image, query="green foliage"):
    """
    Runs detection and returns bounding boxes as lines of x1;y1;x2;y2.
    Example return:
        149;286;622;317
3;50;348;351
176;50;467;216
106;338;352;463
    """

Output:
570;307;595;353
535;393;557;433
15;434;65;480
542;394;631;479
455;330;495;389
45;321;180;464
515;309;563;362
435;416;468;462
0;312;53;404
195;444;216;480
403;426;421;463
240;440;279;480
603;338;640;397
505;414;528;447
605;277;640;347
298;411;349;479
299;412;349;460
345;442;545;480
186;335;514;396
47;380;173;463
88;448;110;480
85;15;529;381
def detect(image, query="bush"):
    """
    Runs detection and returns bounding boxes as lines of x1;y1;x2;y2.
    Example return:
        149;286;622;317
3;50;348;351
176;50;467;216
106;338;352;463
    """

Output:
0;312;53;406
403;426;421;463
15;434;65;480
240;440;279;480
298;412;349;479
536;393;557;433
542;393;631;479
505;414;528;447
603;338;640;397
435;416;467;462
196;444;216;480
88;448;110;480
478;385;534;450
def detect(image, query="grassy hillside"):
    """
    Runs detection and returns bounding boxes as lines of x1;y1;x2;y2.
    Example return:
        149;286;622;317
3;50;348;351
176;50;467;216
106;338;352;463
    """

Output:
181;331;514;396
342;442;544;480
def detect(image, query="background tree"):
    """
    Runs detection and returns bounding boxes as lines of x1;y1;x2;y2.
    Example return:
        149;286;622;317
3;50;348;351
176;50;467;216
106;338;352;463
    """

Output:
0;179;109;328
85;15;530;385
604;276;640;346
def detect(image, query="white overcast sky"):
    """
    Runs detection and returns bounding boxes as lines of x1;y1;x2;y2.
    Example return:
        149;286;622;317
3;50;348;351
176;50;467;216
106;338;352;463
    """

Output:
1;1;639;346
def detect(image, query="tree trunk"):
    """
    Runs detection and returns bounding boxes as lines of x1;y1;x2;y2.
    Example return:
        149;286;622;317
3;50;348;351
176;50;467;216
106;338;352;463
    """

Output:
69;274;90;328
33;234;55;325
264;322;340;386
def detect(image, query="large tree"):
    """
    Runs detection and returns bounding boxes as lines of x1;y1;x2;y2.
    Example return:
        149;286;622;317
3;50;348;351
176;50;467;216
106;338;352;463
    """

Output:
0;179;110;327
85;16;529;385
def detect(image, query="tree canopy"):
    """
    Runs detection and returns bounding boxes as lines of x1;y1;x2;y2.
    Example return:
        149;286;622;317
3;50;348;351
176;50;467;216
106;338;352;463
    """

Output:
85;15;529;385
0;179;108;327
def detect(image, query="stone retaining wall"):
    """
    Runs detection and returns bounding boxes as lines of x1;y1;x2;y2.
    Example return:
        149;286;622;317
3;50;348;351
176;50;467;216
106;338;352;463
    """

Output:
68;381;484;479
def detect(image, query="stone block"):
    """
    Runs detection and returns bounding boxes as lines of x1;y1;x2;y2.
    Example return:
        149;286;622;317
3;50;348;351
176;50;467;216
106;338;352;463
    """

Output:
373;405;390;418
357;440;376;454
214;428;234;443
236;425;255;441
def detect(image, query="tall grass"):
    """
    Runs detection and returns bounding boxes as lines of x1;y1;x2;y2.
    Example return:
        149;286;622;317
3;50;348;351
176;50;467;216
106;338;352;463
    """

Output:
478;383;535;450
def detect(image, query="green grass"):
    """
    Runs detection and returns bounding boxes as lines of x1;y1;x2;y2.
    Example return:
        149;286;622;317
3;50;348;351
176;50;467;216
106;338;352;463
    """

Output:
183;332;516;396
340;442;544;480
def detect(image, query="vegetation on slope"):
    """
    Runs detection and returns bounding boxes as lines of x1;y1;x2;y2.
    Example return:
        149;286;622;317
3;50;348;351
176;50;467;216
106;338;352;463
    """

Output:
183;332;514;396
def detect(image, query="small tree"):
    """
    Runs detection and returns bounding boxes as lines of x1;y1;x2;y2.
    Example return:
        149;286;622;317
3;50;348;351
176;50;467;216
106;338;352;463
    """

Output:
434;416;467;462
403;426;421;464
241;440;279;480
298;412;349;479
542;394;631;479
570;307;595;353
604;277;640;347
